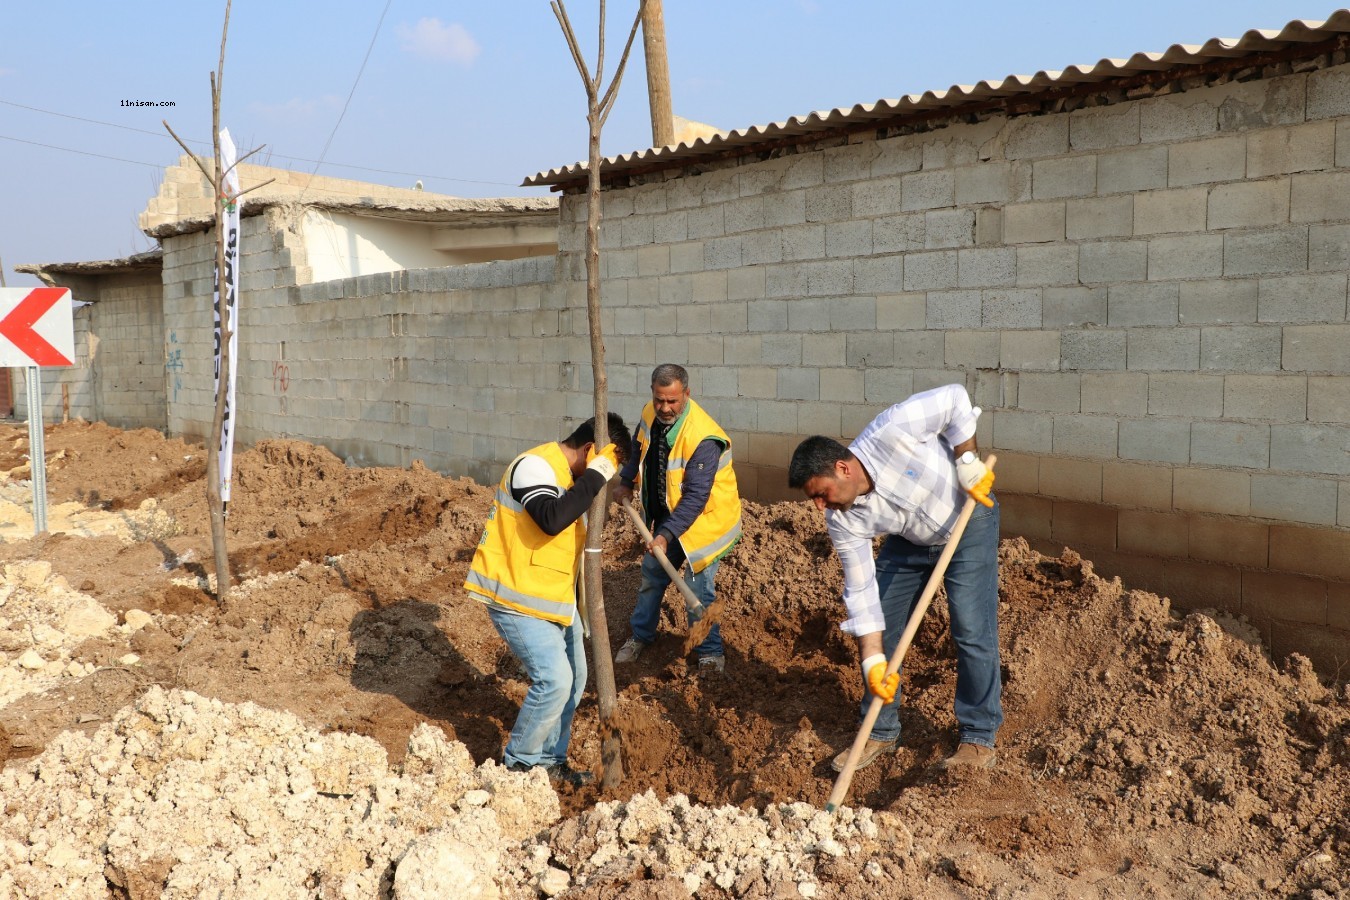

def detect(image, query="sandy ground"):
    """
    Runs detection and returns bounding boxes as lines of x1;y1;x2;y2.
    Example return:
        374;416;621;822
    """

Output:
0;420;1346;898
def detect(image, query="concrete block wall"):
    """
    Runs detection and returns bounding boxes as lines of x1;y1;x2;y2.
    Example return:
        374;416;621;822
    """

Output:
161;208;586;488
549;60;1350;674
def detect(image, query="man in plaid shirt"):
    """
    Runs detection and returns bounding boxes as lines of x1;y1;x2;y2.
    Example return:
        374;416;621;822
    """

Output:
788;383;1002;773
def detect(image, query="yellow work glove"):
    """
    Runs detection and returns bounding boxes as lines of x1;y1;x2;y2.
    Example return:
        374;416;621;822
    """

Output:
585;443;619;481
956;451;995;508
863;654;899;703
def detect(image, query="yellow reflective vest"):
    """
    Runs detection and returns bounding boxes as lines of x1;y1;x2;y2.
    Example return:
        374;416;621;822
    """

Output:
636;399;742;574
464;442;584;625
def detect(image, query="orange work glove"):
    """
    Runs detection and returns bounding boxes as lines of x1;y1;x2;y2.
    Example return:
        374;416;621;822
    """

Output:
863;654;899;703
585;443;619;481
956;451;995;508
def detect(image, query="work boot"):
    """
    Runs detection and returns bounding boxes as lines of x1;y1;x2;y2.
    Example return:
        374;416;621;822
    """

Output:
545;764;594;787
697;654;725;675
938;743;997;770
614;637;648;663
830;738;897;773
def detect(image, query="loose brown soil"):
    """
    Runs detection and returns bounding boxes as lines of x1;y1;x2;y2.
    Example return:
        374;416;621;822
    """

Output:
0;420;1346;898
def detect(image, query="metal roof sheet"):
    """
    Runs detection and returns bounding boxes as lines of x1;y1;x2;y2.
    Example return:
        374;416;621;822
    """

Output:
524;10;1350;189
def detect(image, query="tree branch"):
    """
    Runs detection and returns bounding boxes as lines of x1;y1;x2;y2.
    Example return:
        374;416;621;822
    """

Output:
598;0;647;124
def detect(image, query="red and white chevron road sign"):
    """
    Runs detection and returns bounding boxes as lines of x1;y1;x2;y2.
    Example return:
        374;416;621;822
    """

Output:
0;287;74;367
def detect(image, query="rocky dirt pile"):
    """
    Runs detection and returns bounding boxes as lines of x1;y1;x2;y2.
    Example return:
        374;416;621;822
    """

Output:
0;420;1346;898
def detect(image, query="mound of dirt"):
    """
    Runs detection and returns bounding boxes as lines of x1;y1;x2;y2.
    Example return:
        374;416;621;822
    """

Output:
0;420;1345;898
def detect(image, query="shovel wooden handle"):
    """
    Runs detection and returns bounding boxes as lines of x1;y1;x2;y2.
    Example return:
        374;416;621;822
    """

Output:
825;453;997;813
620;500;703;617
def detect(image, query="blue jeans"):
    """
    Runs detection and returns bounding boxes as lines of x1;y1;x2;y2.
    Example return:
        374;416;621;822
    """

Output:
487;606;587;769
629;553;723;658
865;497;1002;748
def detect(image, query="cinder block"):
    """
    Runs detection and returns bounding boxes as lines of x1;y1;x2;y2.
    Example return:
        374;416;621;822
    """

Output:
1080;372;1146;415
704;236;743;270
999;493;1054;541
1031;154;1097;203
1200;327;1283;373
1163;558;1244;613
992;408;1054;453
1258;273;1349;323
1110;283;1180;327
902;170;955;211
1189;515;1269;567
1223;229;1309;277
1271;423;1350;476
1310;224;1350;272
1243;571;1328;626
1039;457;1103;501
742;230;785;266
1180;279;1258;324
1043;286;1107;327
976;208;1004;246
873;213;925;254
1017;245;1079;287
1148;372;1222;415
787;298;829;332
1246;122;1335;177
1052;414;1118;458
1098;145;1169;194
864;368;920;405
820;367;864;402
1282;325;1350;373
739;366;777;398
1000;330;1061;371
1292;171;1350;223
1003;201;1065;244
1308;375;1350;424
990;451;1039;494
805;259;855;297
845;332;894;367
828;296;877;331
1333;580;1350;630
894;332;946;368
955;163;1015;205
982;289;1042;328
927;290;983;329
958;247;1017;288
777;367;819;401
1271;523;1350;582
763;191;808;228
1208;179;1292;231
782;224;825;261
802;332;846;367
854;255;904;294
1102;459;1172;509
877;292;926;330
1119;509;1187;557
1306;63;1350;120
871;138;923;177
1062;330;1126;371
1081;240;1148;284
1140;94;1218;144
1148;234;1224;281
1050;500;1118;552
1004;115;1068;159
1174;468;1251;516
1017;372;1080;412
1134;187;1208;235
1070;103;1140;150
1191;421;1270;468
825;220;874;258
946;331;1001;369
1067;195;1133;239
904;251;958;292
925;209;976;249
798;401;843;435
1169;134;1246;186
806;184;851;223
1252;474;1339;526
763;333;804;365
670;241;705;274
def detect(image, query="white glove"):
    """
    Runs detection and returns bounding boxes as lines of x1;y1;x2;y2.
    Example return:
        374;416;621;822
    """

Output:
585;445;618;481
955;451;988;491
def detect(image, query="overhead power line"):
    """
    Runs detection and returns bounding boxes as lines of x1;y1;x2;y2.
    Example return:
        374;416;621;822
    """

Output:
0;96;520;188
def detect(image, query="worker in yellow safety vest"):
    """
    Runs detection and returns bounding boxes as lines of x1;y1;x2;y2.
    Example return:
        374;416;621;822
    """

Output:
465;412;631;787
613;364;742;675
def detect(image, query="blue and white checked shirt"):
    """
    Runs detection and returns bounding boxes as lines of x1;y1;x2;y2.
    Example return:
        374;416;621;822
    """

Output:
825;384;980;636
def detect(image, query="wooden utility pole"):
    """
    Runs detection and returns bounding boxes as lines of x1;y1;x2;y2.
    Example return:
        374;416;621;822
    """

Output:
551;0;647;790
641;0;674;147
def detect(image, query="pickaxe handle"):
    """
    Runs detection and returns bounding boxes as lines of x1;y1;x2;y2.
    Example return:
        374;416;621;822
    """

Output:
825;453;998;813
620;499;703;618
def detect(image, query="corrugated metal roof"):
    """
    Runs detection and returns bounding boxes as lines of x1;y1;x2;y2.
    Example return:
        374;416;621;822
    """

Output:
524;10;1350;189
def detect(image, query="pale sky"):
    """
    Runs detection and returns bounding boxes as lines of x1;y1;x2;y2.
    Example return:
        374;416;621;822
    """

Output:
0;1;1338;287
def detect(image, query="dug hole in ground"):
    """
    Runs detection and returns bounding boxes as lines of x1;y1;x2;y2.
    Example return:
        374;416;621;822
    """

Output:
0;420;1345;899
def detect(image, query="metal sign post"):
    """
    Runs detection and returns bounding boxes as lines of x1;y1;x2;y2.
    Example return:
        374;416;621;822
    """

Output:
25;366;47;534
0;287;75;537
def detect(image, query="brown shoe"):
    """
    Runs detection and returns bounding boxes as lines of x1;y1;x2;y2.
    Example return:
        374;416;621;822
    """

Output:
938;742;997;770
830;738;897;773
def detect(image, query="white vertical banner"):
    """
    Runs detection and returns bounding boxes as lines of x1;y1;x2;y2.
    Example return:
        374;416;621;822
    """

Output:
215;128;242;505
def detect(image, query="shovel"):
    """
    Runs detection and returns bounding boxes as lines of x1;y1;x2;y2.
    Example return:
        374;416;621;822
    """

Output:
619;500;711;651
825;454;997;814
